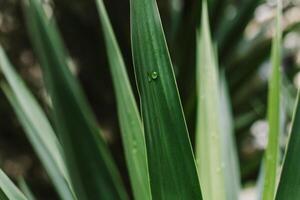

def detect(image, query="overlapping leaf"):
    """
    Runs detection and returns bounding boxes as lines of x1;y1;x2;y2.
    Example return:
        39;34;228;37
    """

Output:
219;73;241;200
195;1;226;199
19;178;36;200
23;0;127;199
0;46;75;200
0;169;27;200
276;91;300;199
95;1;151;199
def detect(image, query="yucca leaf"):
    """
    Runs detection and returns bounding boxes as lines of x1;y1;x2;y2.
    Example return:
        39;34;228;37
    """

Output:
275;90;300;199
0;46;75;200
219;73;241;200
0;169;27;200
262;1;282;200
95;1;151;199
18;178;36;200
130;0;202;199
195;1;226;200
23;0;128;199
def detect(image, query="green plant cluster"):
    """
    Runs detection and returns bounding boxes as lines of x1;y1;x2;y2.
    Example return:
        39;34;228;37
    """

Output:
0;0;300;200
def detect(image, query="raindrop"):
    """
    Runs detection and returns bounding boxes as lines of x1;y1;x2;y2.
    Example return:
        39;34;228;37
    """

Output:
151;71;159;80
147;71;159;82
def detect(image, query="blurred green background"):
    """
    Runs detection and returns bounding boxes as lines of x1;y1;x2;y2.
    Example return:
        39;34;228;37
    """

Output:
0;0;300;199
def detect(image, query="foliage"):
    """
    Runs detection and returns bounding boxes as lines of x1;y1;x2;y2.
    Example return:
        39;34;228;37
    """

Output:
0;0;300;199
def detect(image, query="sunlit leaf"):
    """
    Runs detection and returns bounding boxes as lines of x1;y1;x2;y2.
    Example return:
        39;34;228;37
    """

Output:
262;1;282;199
95;1;151;199
0;169;27;200
195;1;226;199
0;45;75;200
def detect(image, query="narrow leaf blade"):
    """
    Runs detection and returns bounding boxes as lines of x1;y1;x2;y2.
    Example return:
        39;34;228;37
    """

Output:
95;1;151;199
18;178;36;200
0;46;75;200
130;0;203;199
276;91;300;199
0;169;27;200
23;0;128;199
262;1;282;200
195;1;226;200
219;73;241;200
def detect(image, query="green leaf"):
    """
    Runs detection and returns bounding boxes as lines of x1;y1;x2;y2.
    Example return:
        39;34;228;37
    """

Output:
18;178;36;200
23;0;128;199
275;91;300;199
262;1;282;200
257;163;265;200
195;1;226;200
95;1;151;200
0;45;75;200
130;0;203;199
219;73;241;200
0;169;27;200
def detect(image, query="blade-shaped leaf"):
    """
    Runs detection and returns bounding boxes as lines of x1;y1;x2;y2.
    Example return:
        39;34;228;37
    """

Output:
195;1;226;200
219;73;241;200
18;178;36;200
257;163;265;200
262;1;282;200
0;169;27;200
130;0;203;199
275;91;300;199
23;0;128;199
0;46;75;200
95;1;151;200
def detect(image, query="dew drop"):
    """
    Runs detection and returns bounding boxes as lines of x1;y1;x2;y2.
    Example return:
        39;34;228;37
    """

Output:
151;71;159;80
147;71;159;82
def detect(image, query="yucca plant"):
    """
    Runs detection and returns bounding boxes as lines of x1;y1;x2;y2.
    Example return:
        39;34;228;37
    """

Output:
0;0;300;199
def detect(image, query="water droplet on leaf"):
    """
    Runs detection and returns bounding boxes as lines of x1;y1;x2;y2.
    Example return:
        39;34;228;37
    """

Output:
151;71;159;80
147;71;159;82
